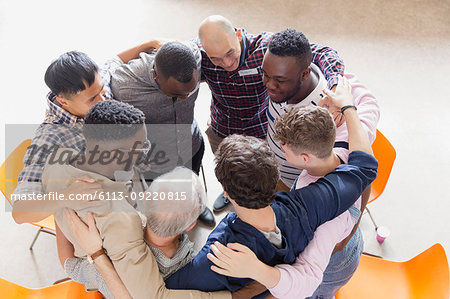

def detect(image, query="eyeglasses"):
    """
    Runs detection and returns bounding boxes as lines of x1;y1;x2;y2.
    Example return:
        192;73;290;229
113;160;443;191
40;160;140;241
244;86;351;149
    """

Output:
130;139;151;155
134;139;152;155
112;139;152;155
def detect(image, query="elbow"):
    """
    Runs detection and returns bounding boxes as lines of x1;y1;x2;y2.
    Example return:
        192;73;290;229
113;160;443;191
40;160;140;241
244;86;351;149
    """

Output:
12;210;27;224
11;202;39;224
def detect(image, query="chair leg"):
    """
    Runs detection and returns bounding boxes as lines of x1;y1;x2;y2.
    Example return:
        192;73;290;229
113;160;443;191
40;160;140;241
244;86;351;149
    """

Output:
53;277;71;285
362;251;383;258
365;206;378;230
29;228;42;250
29;227;56;250
200;164;208;193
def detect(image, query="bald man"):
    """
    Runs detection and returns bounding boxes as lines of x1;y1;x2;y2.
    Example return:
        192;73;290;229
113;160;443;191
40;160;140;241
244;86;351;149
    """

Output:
196;15;346;210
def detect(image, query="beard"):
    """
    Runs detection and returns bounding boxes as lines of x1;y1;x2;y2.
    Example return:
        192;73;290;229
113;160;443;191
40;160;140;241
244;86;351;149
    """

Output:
270;79;302;104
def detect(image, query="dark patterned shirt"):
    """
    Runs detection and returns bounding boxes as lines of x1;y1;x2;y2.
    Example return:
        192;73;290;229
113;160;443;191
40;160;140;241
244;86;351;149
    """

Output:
197;28;344;138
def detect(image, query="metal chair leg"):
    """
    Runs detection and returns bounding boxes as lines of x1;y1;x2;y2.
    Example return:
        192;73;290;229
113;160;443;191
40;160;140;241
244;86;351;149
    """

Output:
29;228;42;250
362;251;383;258
200;164;208;193
365;206;378;230
29;227;56;250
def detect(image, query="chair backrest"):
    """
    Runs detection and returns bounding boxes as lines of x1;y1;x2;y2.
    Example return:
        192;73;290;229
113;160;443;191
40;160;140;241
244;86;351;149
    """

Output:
0;139;32;205
0;277;102;298
336;243;450;299
0;139;55;231
369;130;396;204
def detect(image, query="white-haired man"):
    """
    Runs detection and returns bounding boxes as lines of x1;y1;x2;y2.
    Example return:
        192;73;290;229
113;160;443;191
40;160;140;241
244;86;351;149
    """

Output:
43;100;230;299
61;167;212;298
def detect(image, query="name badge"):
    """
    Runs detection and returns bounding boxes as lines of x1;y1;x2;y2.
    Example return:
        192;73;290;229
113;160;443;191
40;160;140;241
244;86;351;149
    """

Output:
238;68;259;76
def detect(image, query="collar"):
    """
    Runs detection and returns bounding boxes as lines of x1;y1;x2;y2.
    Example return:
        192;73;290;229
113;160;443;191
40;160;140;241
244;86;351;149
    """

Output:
237;28;248;67
44;92;84;125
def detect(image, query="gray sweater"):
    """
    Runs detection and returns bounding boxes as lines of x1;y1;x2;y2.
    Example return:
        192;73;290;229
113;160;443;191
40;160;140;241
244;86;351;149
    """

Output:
110;43;203;175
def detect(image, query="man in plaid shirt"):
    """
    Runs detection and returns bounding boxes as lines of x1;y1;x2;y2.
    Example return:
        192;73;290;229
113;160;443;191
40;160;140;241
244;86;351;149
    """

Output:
197;15;344;210
12;42;161;224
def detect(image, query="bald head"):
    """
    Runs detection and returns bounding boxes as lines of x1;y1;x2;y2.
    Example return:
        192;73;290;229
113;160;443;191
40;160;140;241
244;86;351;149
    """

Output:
198;15;242;71
199;15;236;43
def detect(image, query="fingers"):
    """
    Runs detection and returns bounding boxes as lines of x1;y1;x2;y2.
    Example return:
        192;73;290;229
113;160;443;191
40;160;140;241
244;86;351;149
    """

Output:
207;252;229;270
322;89;335;104
64;208;87;231
338;75;345;87
322;88;333;97
318;95;330;108
210;243;232;263
214;241;234;258
64;208;74;229
226;242;250;253
86;212;96;230
341;76;351;92
335;113;345;127
210;265;229;276
76;176;96;183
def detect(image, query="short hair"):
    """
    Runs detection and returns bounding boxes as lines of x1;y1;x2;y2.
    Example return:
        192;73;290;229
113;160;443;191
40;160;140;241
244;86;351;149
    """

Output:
215;135;279;209
154;42;197;83
44;51;99;97
83;100;145;141
141;167;207;237
274;106;336;158
268;29;312;69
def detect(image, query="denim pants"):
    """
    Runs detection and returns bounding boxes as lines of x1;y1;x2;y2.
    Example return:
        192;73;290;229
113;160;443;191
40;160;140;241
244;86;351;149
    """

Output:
306;206;364;299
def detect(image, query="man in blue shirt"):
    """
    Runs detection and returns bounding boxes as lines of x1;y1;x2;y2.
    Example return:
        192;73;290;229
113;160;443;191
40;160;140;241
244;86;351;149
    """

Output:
165;127;377;292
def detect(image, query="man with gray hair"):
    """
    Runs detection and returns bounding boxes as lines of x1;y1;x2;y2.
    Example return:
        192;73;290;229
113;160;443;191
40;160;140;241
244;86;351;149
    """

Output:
45;100;229;299
140;166;206;279
62;166;225;298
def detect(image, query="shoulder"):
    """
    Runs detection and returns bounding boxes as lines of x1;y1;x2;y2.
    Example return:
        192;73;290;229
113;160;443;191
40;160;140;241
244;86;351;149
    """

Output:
183;40;202;68
206;213;263;246
111;53;157;93
113;52;155;80
246;31;273;53
337;150;378;171
27;125;84;158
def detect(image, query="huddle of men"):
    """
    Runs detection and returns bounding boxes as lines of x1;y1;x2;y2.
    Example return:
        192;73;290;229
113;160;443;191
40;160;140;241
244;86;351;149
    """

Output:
11;14;379;299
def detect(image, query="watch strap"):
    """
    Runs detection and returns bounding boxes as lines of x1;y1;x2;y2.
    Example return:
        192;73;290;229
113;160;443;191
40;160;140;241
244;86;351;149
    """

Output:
88;248;106;264
340;105;357;114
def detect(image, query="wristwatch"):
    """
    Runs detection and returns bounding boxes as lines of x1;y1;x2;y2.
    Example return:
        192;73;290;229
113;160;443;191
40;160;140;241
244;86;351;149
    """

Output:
87;248;106;264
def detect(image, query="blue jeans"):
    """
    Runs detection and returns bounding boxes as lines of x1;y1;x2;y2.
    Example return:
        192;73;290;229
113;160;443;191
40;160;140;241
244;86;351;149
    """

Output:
306;206;364;299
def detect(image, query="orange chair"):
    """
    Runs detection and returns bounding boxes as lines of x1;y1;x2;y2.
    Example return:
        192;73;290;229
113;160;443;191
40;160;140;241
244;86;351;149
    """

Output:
0;277;102;298
0;139;56;249
365;130;396;228
336;243;449;299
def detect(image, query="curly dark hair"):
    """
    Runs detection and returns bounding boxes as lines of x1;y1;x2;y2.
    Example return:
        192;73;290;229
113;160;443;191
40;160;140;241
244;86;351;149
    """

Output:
83;100;145;141
214;134;279;209
268;29;312;69
155;42;197;83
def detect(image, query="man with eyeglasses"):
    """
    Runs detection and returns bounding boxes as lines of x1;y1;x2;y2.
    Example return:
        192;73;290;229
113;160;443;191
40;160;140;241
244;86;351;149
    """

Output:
110;41;215;226
43;100;230;299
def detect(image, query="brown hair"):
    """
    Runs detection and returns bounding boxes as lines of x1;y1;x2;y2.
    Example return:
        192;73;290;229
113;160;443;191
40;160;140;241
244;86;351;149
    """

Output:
214;134;279;209
274;106;336;158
